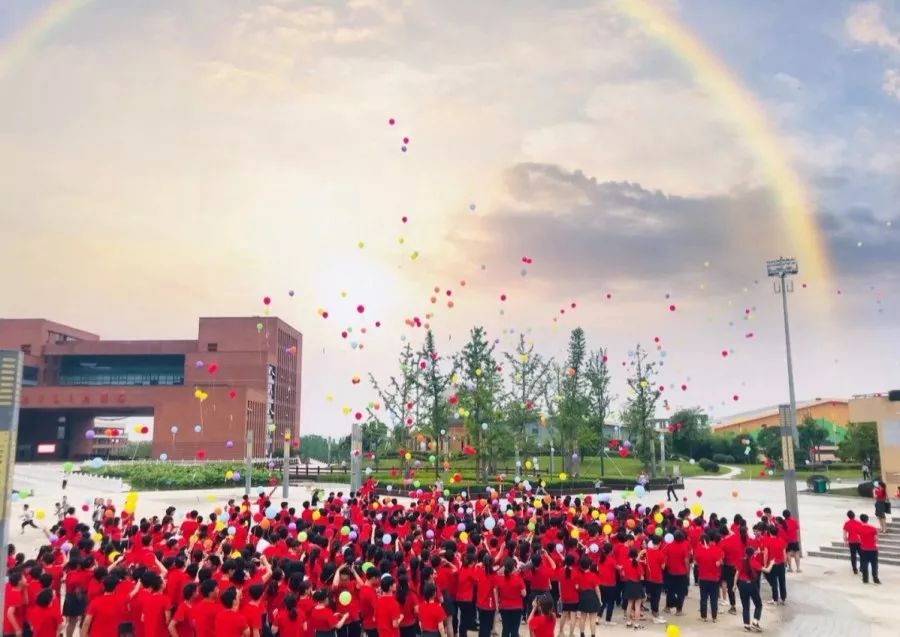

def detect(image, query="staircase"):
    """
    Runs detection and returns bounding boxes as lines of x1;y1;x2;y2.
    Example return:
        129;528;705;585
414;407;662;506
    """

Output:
808;519;900;567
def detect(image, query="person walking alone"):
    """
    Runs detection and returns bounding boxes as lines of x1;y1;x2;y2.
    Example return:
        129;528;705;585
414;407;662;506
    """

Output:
666;475;679;502
857;514;881;585
842;511;862;575
20;504;39;533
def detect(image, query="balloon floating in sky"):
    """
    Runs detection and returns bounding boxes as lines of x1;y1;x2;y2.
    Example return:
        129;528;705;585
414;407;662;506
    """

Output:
263;296;271;305
669;305;676;312
357;305;365;314
288;290;294;297
388;118;395;125
469;203;476;211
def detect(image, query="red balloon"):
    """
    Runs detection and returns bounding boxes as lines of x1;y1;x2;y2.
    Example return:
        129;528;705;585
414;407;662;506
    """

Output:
354;412;363;420
196;450;206;459
357;305;365;314
463;445;477;456
618;447;629;458
695;490;703;497
208;363;218;374
756;509;764;517
388;118;395;125
82;504;90;512
449;395;458;405
263;296;271;305
721;350;729;357
499;294;507;302
669;304;676;312
401;216;408;223
228;390;237;399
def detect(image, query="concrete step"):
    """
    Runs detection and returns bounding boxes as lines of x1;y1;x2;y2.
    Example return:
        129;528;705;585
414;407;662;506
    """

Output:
807;550;900;567
831;537;900;549
812;546;900;563
822;543;900;557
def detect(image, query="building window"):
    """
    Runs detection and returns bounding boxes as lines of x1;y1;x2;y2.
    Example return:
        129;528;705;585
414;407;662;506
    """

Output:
207;343;218;352
57;426;66;440
21;344;31;355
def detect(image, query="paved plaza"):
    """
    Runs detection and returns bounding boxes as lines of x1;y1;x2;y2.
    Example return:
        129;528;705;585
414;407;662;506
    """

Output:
8;463;896;637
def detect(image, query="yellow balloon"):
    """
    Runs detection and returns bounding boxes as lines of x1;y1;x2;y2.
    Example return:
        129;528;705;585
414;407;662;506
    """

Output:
460;532;469;542
691;504;703;516
570;528;580;539
520;354;528;363
599;513;607;523
312;511;321;520
591;510;600;519
225;471;234;480
654;513;664;524
342;406;351;415
559;472;568;481
404;452;412;460
534;498;543;508
525;460;533;469
666;625;681;637
602;524;612;534
35;510;45;520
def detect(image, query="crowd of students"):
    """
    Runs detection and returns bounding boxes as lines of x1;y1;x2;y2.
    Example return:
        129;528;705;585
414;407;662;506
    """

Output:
4;481;807;637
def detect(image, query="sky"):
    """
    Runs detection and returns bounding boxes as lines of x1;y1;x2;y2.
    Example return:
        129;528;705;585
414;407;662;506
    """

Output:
1;0;899;438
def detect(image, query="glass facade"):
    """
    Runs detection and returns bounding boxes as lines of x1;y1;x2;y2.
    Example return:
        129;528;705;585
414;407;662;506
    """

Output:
57;355;185;386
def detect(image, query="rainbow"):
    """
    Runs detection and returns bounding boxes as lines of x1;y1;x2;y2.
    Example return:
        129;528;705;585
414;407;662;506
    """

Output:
0;0;95;79
617;0;830;284
2;0;830;284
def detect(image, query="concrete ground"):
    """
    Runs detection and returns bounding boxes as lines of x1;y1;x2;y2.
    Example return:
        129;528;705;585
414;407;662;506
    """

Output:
7;463;896;636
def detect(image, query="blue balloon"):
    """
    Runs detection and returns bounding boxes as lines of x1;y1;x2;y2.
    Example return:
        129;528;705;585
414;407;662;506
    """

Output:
634;485;646;497
91;457;104;469
265;505;278;519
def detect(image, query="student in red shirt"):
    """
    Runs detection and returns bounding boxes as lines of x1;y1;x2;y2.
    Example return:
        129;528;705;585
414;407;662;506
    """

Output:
663;531;690;615
4;571;27;637
761;525;787;604
526;595;555;637
618;549;644;628
193;579;220;637
27;589;63;637
417;583;447;637
83;576;127;637
642;539;667;624
693;533;724;622
596;544;618;627
557;555;579;637
215;588;249;637
308;589;348;637
395;575;419;637
139;573;171;637
492;559;525;637
782;510;801;573
736;547;772;632
359;568;380;637
272;595;306;637
873;481;889;533
454;555;477;637
857;514;881;584
375;577;403;637
575;556;601;637
842;510;862;575
167;582;196;637
474;556;496;637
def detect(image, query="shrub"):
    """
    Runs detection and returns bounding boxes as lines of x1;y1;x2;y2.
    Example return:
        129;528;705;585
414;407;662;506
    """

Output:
80;462;282;490
697;458;720;473
711;453;735;464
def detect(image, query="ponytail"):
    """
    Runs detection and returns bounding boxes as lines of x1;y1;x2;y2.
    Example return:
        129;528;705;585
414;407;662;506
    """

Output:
564;554;574;579
503;557;514;579
285;594;299;621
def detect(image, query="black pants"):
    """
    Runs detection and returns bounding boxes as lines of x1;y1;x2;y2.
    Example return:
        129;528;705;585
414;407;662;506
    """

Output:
848;542;860;574
600;585;618;622
860;550;879;582
665;574;688;611
477;609;494;637
364;630;378;637
721;565;736;607
698;580;719;619
666;487;677;501
498;610;520;637
644;582;662;614
765;564;786;602
456;601;475;637
21;520;38;531
737;580;761;624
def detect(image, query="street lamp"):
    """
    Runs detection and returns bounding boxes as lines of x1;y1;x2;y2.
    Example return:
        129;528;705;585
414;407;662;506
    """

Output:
767;257;800;523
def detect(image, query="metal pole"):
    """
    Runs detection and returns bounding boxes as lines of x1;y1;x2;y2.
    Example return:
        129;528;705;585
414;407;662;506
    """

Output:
245;428;253;496
350;423;362;493
550;444;555;476
779;405;800;524
282;436;290;499
0;351;24;616
780;277;800;446
659;432;666;476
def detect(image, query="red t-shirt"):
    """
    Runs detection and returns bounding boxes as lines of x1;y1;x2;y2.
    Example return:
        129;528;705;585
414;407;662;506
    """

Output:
528;562;553;592
693;544;723;582
193;599;220;637
784;518;800;544
619;561;642;582
434;565;458;599
528;614;555;637
644;548;665;584
493;573;525;610
244;602;265;635
597;558;617;587
399;592;418;628
215;608;249;637
171;602;194;637
87;594;126;637
275;610;306;637
858;524;878;551
576;570;600;592
455;567;477;601
141;592;171;637
359;583;378;630
418;601;447;632
719;534;745;568
843;519;861;543
307;605;341;632
737;555;764;583
558;571;579;603
664;541;690;576
27;604;63;637
763;536;786;564
474;570;496;610
375;595;402;637
3;586;25;634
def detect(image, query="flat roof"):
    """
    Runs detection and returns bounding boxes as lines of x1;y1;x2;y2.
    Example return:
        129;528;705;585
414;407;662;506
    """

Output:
712;397;847;429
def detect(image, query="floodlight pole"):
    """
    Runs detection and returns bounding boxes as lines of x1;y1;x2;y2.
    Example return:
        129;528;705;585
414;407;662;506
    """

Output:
768;257;801;531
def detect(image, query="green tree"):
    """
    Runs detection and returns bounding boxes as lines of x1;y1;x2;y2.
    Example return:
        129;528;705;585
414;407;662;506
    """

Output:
369;343;423;458
798;416;830;464
838;422;880;468
754;426;783;464
361;416;389;468
623;344;660;473
298;434;332;463
668;408;709;459
418;330;453;476
553;328;590;474
455;326;504;478
584;347;613;475
502;334;553;468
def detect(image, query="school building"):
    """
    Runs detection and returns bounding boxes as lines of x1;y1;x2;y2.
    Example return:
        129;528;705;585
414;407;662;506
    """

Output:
0;316;302;461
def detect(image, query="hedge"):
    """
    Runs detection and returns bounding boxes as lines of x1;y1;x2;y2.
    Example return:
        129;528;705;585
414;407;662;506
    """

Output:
697;458;720;473
80;462;282;490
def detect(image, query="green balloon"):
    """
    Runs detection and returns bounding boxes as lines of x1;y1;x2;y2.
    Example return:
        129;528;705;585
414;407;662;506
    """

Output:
654;527;663;536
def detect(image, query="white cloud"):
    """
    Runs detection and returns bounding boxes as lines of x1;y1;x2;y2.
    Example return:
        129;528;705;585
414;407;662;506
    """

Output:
883;68;900;98
846;1;900;51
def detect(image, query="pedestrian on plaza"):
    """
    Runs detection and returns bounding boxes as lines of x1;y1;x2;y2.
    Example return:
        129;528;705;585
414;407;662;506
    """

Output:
873;481;889;533
19;504;39;533
666;475;679;502
843;510;862;574
857;514;881;584
761;525;787;606
862;463;870;481
694;532;724;623
782;510;801;573
736;547;772;633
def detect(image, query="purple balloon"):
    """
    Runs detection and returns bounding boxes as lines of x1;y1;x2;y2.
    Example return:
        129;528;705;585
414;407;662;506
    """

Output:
85;430;95;439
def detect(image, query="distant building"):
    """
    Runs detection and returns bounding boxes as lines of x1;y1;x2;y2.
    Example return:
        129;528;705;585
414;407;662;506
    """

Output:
0;317;302;461
849;392;900;494
711;398;849;443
